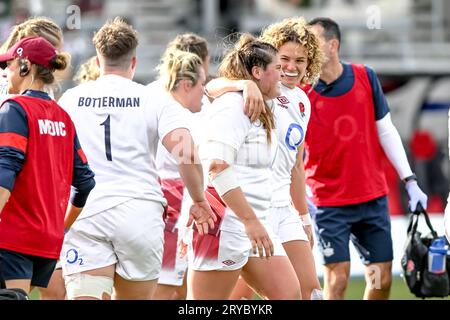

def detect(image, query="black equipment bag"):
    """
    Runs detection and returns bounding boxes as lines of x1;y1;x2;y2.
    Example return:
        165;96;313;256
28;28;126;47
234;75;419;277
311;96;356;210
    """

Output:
401;204;449;298
0;252;28;300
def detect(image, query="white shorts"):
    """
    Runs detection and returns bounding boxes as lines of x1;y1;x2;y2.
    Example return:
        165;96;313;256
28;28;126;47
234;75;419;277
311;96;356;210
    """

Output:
445;194;450;242
61;199;165;281
188;219;286;271
269;205;308;243
158;227;188;286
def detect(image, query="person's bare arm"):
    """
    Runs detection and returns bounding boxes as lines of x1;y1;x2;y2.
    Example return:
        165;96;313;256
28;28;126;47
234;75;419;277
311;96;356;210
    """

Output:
209;160;274;258
162;128;216;235
64;204;82;231
290;143;314;247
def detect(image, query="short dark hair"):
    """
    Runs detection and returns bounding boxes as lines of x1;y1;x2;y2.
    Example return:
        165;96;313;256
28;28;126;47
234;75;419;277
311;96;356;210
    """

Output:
308;17;341;44
93;17;138;68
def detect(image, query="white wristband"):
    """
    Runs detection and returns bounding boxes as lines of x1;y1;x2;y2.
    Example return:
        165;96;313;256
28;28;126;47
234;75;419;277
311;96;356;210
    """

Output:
300;213;312;226
210;166;240;196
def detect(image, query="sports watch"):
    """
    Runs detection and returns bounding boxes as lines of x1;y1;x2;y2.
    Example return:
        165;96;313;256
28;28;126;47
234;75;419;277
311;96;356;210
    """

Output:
403;173;417;183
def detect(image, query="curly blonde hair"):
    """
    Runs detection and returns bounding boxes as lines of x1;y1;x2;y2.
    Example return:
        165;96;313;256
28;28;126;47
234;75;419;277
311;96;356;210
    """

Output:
260;16;323;85
156;49;203;92
73;56;100;84
165;33;209;63
0;16;63;53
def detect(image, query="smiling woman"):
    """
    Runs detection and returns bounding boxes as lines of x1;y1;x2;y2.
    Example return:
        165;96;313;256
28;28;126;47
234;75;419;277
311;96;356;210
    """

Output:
185;33;303;301
203;17;324;301
260;16;322;86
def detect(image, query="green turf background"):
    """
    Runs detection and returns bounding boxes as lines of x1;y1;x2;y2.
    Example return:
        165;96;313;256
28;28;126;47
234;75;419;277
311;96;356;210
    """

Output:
28;276;450;300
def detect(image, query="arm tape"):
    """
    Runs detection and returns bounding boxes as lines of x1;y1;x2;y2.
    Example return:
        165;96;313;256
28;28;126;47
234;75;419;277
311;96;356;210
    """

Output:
210;166;240;197
300;213;312;226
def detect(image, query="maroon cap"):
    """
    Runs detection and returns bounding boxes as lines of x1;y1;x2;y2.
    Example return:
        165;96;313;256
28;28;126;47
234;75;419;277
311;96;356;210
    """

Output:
0;36;57;70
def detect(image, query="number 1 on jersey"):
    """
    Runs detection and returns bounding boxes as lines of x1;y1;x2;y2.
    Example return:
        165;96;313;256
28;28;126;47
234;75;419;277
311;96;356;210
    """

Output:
100;115;112;161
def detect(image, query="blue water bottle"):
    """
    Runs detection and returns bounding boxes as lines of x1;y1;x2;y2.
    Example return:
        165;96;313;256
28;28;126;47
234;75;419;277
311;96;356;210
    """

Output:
428;238;448;274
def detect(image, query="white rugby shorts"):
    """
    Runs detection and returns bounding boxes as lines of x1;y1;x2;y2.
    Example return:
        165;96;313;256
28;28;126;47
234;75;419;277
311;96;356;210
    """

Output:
61;199;165;281
269;205;309;243
187;218;286;271
445;194;450;243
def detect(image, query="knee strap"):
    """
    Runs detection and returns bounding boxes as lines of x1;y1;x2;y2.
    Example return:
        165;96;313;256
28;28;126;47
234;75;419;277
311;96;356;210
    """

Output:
310;288;324;300
65;273;113;300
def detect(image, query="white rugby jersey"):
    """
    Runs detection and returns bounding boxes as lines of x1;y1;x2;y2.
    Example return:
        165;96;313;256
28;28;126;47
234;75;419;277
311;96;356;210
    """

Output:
149;79;180;179
146;78;163;91
152;80;210;180
156;144;181;180
58;74;189;219
155;109;192;180
201;92;277;232
0;75;8;97
270;84;311;207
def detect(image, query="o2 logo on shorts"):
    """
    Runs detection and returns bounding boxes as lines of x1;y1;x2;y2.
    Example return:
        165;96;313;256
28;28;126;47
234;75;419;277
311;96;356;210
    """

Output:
284;123;304;151
66;248;85;266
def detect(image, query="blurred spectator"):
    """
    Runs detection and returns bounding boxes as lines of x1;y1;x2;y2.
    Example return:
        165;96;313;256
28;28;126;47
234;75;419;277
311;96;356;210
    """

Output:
0;6;29;43
382;155;404;216
72;0;104;15
219;0;240;33
58;27;94;96
284;0;310;7
190;0;253;34
410;129;448;212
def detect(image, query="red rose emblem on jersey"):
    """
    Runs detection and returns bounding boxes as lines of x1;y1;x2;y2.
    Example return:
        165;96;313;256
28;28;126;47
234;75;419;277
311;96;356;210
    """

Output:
299;102;305;114
299;102;306;117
